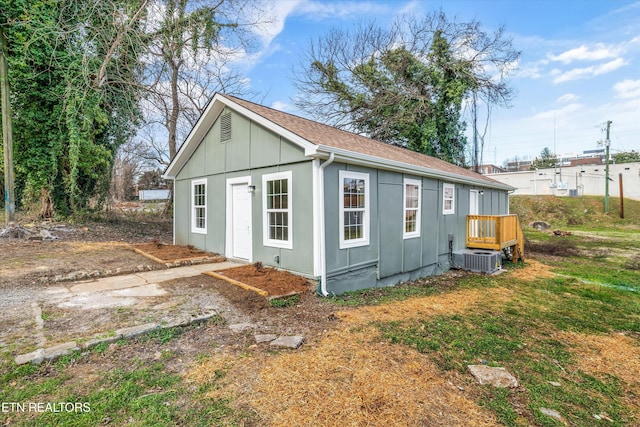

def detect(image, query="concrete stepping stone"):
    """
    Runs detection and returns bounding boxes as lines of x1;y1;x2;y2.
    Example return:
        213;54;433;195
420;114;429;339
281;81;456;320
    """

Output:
540;408;563;421
270;335;304;349
467;365;519;388
228;322;254;333
254;334;277;344
15;342;80;365
116;323;158;339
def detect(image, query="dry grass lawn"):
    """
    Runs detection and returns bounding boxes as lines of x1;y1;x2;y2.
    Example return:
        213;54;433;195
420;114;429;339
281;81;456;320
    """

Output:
186;259;639;425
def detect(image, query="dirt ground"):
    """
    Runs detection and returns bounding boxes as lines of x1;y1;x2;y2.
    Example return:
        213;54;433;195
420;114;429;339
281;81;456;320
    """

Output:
217;264;313;296
131;242;226;263
0;216;336;357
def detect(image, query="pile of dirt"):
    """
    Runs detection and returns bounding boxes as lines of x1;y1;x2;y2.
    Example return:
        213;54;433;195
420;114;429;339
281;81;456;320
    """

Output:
217;264;313;297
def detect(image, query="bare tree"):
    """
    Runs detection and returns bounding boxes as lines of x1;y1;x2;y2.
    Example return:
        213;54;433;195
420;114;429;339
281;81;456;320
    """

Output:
293;12;520;165
111;141;142;202
139;0;268;167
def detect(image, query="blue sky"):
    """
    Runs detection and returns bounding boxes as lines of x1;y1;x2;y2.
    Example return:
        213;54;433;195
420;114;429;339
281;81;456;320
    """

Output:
240;0;640;166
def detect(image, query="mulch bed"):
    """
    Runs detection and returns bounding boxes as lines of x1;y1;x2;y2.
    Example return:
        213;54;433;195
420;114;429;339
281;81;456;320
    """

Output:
131;242;225;263
217;264;312;297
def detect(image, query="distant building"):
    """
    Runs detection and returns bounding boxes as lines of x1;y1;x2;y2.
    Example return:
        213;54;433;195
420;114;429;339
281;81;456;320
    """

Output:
501;150;605;173
138;189;171;201
503;160;532;172
486;162;640;200
477;164;506;174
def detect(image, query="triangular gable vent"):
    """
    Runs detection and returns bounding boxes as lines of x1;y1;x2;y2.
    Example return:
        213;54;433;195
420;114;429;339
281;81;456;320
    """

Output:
220;112;232;142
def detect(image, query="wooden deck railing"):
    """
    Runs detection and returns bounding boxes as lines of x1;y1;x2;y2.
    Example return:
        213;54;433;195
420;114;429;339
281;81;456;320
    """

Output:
466;214;524;262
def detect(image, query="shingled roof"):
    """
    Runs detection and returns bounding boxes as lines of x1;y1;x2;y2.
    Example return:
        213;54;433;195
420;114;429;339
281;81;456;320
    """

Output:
165;93;511;190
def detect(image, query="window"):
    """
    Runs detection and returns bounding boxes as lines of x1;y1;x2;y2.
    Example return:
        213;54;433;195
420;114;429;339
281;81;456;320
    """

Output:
191;179;207;233
339;170;370;248
263;171;292;249
403;178;421;238
443;183;455;215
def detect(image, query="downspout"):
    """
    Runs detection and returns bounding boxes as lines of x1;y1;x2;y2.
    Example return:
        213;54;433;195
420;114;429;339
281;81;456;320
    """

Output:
318;153;335;296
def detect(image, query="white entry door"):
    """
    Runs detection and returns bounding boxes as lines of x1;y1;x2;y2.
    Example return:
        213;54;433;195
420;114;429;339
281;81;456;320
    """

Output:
469;190;480;238
227;179;252;260
469;190;479;215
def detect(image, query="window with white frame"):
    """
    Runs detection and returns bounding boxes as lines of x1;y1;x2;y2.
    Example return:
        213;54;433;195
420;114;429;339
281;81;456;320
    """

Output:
339;170;370;248
403;178;421;238
443;183;455;215
191;178;207;233
263;171;292;248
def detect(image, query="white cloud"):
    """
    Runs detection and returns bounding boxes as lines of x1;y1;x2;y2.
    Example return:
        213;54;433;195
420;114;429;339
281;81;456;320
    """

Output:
553;57;627;83
271;100;294;112
516;62;544;79
396;0;421;16
531;103;584;121
294;0;390;20
613;79;640;99
557;93;579;104
548;43;622;63
254;0;303;46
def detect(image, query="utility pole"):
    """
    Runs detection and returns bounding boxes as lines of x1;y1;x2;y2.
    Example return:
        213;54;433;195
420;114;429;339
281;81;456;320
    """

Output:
604;120;612;214
619;173;624;219
472;92;479;173
0;28;15;225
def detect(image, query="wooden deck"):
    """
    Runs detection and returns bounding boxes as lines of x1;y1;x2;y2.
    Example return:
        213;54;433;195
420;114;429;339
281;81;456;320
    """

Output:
466;214;525;263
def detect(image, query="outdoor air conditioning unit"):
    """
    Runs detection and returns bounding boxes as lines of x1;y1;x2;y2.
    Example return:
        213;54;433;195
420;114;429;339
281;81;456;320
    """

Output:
453;249;502;274
464;250;502;273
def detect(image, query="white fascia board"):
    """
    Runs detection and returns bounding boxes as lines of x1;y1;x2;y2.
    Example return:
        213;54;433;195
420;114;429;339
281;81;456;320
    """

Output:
312;145;515;191
163;95;225;179
219;96;319;155
164;93;319;179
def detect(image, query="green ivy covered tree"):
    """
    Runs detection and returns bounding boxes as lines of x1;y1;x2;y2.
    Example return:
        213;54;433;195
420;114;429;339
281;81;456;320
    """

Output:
1;0;145;217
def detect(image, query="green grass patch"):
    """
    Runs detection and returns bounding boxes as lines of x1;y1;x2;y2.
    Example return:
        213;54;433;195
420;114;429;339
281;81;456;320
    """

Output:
0;339;252;426
379;298;633;425
269;294;301;307
138;326;183;344
328;277;458;306
374;209;640;426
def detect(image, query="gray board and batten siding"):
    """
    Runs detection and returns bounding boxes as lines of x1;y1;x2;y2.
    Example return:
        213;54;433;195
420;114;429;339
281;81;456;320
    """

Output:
168;94;512;295
174;107;316;277
322;163;509;294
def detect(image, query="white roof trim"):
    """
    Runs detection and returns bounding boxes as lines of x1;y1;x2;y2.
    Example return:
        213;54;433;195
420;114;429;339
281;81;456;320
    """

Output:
164;93;318;179
164;93;512;191
311;145;514;191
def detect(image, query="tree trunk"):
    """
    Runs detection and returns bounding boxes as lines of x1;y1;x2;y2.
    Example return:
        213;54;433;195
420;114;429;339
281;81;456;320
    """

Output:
40;188;54;219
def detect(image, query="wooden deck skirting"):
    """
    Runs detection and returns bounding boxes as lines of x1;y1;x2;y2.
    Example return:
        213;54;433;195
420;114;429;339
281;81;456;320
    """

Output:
466;214;525;263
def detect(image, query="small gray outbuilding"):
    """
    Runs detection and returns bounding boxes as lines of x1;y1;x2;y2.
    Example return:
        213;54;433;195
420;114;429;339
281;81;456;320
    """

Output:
163;93;514;295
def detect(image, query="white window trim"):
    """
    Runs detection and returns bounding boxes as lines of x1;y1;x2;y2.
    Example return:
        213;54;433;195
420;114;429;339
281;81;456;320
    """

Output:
339;170;370;249
262;171;293;249
443;183;455;215
191;178;207;234
403;178;421;239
